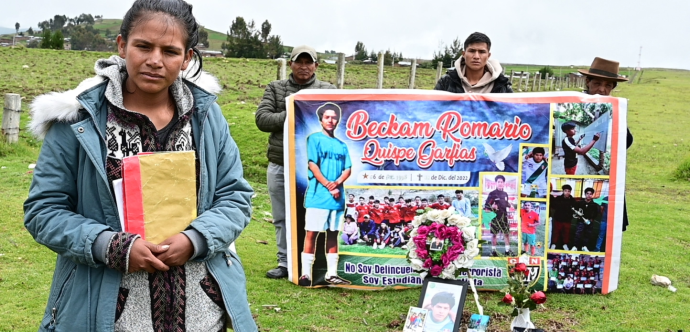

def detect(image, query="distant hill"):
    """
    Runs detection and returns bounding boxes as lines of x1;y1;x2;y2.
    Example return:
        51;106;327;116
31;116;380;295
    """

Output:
0;27;27;35
94;19;227;50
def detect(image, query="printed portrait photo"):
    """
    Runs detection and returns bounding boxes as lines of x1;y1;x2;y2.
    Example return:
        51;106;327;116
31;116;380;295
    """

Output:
548;178;610;253
520;145;550;198
547;253;604;295
403;307;429;332
419;280;466;332
340;188;479;256
480;174;519;257
552;103;613;176
519;201;547;257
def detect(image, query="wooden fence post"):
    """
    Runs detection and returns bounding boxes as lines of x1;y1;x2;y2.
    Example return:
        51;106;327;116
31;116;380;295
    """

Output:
531;72;538;91
408;59;417;89
509;69;514;88
275;59;286;80
2;93;21;144
336;53;345;89
377;52;384;89
537;73;542;91
549;74;554;90
518;72;525;92
436;61;444;83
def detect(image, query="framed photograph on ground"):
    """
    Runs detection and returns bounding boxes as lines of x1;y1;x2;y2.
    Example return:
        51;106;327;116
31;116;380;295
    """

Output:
403;307;429;332
417;278;469;332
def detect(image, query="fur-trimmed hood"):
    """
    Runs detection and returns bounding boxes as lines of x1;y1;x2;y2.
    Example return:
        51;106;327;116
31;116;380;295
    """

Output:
29;55;222;139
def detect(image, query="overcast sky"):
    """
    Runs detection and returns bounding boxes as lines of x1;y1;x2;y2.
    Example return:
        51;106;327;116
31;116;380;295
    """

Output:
2;0;688;69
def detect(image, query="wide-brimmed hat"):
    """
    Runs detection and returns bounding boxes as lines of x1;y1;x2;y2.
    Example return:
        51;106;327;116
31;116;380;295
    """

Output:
578;57;628;82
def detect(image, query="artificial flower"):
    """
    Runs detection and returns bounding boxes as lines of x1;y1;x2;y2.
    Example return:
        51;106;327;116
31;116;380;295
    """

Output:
530;291;547;305
406;206;479;279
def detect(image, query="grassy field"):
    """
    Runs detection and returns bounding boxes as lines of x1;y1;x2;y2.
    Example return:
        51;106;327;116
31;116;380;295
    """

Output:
0;47;689;331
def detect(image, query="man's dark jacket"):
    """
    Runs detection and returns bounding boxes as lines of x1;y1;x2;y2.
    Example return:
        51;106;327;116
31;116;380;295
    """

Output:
255;74;336;165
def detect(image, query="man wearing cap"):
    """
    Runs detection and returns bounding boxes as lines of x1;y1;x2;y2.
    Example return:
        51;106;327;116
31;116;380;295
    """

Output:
256;45;336;279
578;57;632;232
434;32;513;94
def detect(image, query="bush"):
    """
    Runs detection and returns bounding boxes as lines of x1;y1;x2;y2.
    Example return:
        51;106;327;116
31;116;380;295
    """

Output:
673;155;690;180
538;66;554;79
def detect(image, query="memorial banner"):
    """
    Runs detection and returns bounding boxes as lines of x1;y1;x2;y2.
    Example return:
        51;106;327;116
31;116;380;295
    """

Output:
284;90;626;295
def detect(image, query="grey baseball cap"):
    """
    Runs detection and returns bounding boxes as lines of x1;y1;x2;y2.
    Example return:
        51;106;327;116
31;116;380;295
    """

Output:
290;45;317;61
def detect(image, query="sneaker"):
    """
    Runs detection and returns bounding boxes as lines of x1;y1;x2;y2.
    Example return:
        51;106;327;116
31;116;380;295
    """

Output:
401;245;408;250
505;250;513;256
550;244;556;250
298;275;312;287
356;239;364;244
491;250;498;257
325;275;352;285
265;266;288;279
373;243;378;249
571;246;578;252
563;244;569;251
582;246;589;252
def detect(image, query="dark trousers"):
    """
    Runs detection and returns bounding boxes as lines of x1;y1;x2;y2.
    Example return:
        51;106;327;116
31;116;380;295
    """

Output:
574;222;592;249
551;220;571;247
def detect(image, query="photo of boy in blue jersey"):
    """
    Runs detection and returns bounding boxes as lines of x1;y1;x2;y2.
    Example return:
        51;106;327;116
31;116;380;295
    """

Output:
299;102;352;286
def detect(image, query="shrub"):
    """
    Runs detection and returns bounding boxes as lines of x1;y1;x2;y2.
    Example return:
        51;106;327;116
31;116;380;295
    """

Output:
673;155;690;180
538;66;554;79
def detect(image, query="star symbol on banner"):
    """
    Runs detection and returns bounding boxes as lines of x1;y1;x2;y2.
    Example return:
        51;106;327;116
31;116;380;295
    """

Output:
363;173;369;179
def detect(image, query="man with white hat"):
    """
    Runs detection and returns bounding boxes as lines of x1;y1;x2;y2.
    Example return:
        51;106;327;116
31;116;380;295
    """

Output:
578;57;632;232
256;45;336;279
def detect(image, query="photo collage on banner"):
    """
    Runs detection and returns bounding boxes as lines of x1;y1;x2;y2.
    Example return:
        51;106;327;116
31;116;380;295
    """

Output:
284;91;626;294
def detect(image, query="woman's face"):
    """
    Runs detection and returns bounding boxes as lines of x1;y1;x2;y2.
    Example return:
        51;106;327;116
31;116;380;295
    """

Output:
117;13;192;96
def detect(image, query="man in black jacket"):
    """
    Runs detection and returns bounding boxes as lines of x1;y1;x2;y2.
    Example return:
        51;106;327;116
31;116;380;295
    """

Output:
434;32;512;94
255;45;336;279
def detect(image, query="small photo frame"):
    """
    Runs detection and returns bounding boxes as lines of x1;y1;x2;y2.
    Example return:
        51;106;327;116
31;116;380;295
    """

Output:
429;237;444;251
403;307;428;332
418;278;469;332
467;314;490;332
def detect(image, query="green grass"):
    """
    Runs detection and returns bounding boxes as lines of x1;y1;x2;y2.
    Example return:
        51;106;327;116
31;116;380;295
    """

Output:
92;18;124;34
1;47;689;331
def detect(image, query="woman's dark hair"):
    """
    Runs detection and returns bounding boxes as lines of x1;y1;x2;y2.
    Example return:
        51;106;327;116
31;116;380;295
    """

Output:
120;0;203;78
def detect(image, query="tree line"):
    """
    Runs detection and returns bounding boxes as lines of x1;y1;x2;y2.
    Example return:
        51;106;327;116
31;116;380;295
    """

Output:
24;14;114;52
221;16;284;59
353;41;404;66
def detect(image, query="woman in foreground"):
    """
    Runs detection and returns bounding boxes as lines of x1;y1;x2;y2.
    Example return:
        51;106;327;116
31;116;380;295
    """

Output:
24;0;256;331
